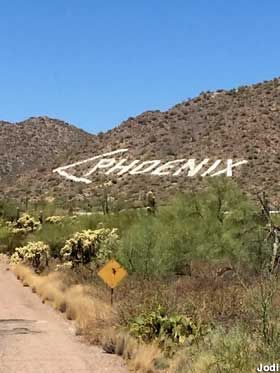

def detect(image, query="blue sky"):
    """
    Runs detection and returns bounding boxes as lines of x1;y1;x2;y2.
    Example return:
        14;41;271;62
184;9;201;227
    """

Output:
0;1;279;134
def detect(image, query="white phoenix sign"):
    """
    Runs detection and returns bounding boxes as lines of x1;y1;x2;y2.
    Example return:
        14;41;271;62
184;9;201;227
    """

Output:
53;149;248;184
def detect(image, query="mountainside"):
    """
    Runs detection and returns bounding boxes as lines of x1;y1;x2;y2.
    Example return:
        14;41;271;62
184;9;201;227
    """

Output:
1;78;279;207
0;116;94;181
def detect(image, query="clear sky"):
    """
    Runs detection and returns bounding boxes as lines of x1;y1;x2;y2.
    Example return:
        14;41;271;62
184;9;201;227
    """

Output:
1;1;279;134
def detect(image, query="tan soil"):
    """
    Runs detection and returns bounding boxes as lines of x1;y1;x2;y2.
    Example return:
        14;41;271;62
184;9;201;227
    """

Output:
0;262;128;373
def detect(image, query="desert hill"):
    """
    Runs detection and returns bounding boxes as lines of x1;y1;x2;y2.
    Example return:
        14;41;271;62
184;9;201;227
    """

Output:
0;78;279;207
0;116;94;180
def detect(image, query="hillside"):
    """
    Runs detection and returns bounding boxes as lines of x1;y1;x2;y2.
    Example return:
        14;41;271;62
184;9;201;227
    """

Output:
0;78;279;206
0;116;94;180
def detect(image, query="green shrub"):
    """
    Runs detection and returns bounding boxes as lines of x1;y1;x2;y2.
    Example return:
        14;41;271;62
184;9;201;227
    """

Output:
29;217;81;257
249;276;280;355
129;306;198;353
0;219;26;254
0;223;13;253
0;199;19;221
171;326;256;372
118;216;158;275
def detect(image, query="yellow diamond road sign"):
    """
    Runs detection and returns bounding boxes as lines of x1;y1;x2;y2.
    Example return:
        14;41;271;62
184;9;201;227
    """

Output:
98;259;128;289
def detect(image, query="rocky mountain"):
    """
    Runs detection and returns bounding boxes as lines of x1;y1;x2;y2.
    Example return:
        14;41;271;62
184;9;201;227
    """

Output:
0;116;94;181
0;77;279;207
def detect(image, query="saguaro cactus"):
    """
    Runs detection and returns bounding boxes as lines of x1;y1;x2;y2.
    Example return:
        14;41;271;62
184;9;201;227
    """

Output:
39;210;44;224
16;206;20;221
101;180;112;215
257;192;280;272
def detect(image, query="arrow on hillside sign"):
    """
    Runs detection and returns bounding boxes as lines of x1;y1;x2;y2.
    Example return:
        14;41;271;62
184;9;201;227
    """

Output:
53;149;248;184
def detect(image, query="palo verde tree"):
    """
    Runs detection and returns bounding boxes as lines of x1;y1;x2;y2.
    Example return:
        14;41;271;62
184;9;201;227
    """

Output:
118;178;270;275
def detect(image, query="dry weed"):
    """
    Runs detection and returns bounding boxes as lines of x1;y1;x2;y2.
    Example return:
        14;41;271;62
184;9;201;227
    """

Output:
12;265;115;344
132;343;162;373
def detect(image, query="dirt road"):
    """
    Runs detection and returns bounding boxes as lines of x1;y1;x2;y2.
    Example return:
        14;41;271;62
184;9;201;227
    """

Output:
0;263;128;373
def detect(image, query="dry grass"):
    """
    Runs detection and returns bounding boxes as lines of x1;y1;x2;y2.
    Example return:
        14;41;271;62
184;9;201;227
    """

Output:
12;264;115;344
114;263;251;331
64;284;116;342
13;262;276;373
132;343;162;373
12;263;163;371
168;350;216;373
102;328;164;372
102;329;141;359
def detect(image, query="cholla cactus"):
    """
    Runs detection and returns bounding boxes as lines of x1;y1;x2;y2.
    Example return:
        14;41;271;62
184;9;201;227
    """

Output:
146;190;156;214
9;213;41;234
45;216;65;224
11;241;50;271
55;261;73;272
60;228;119;267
